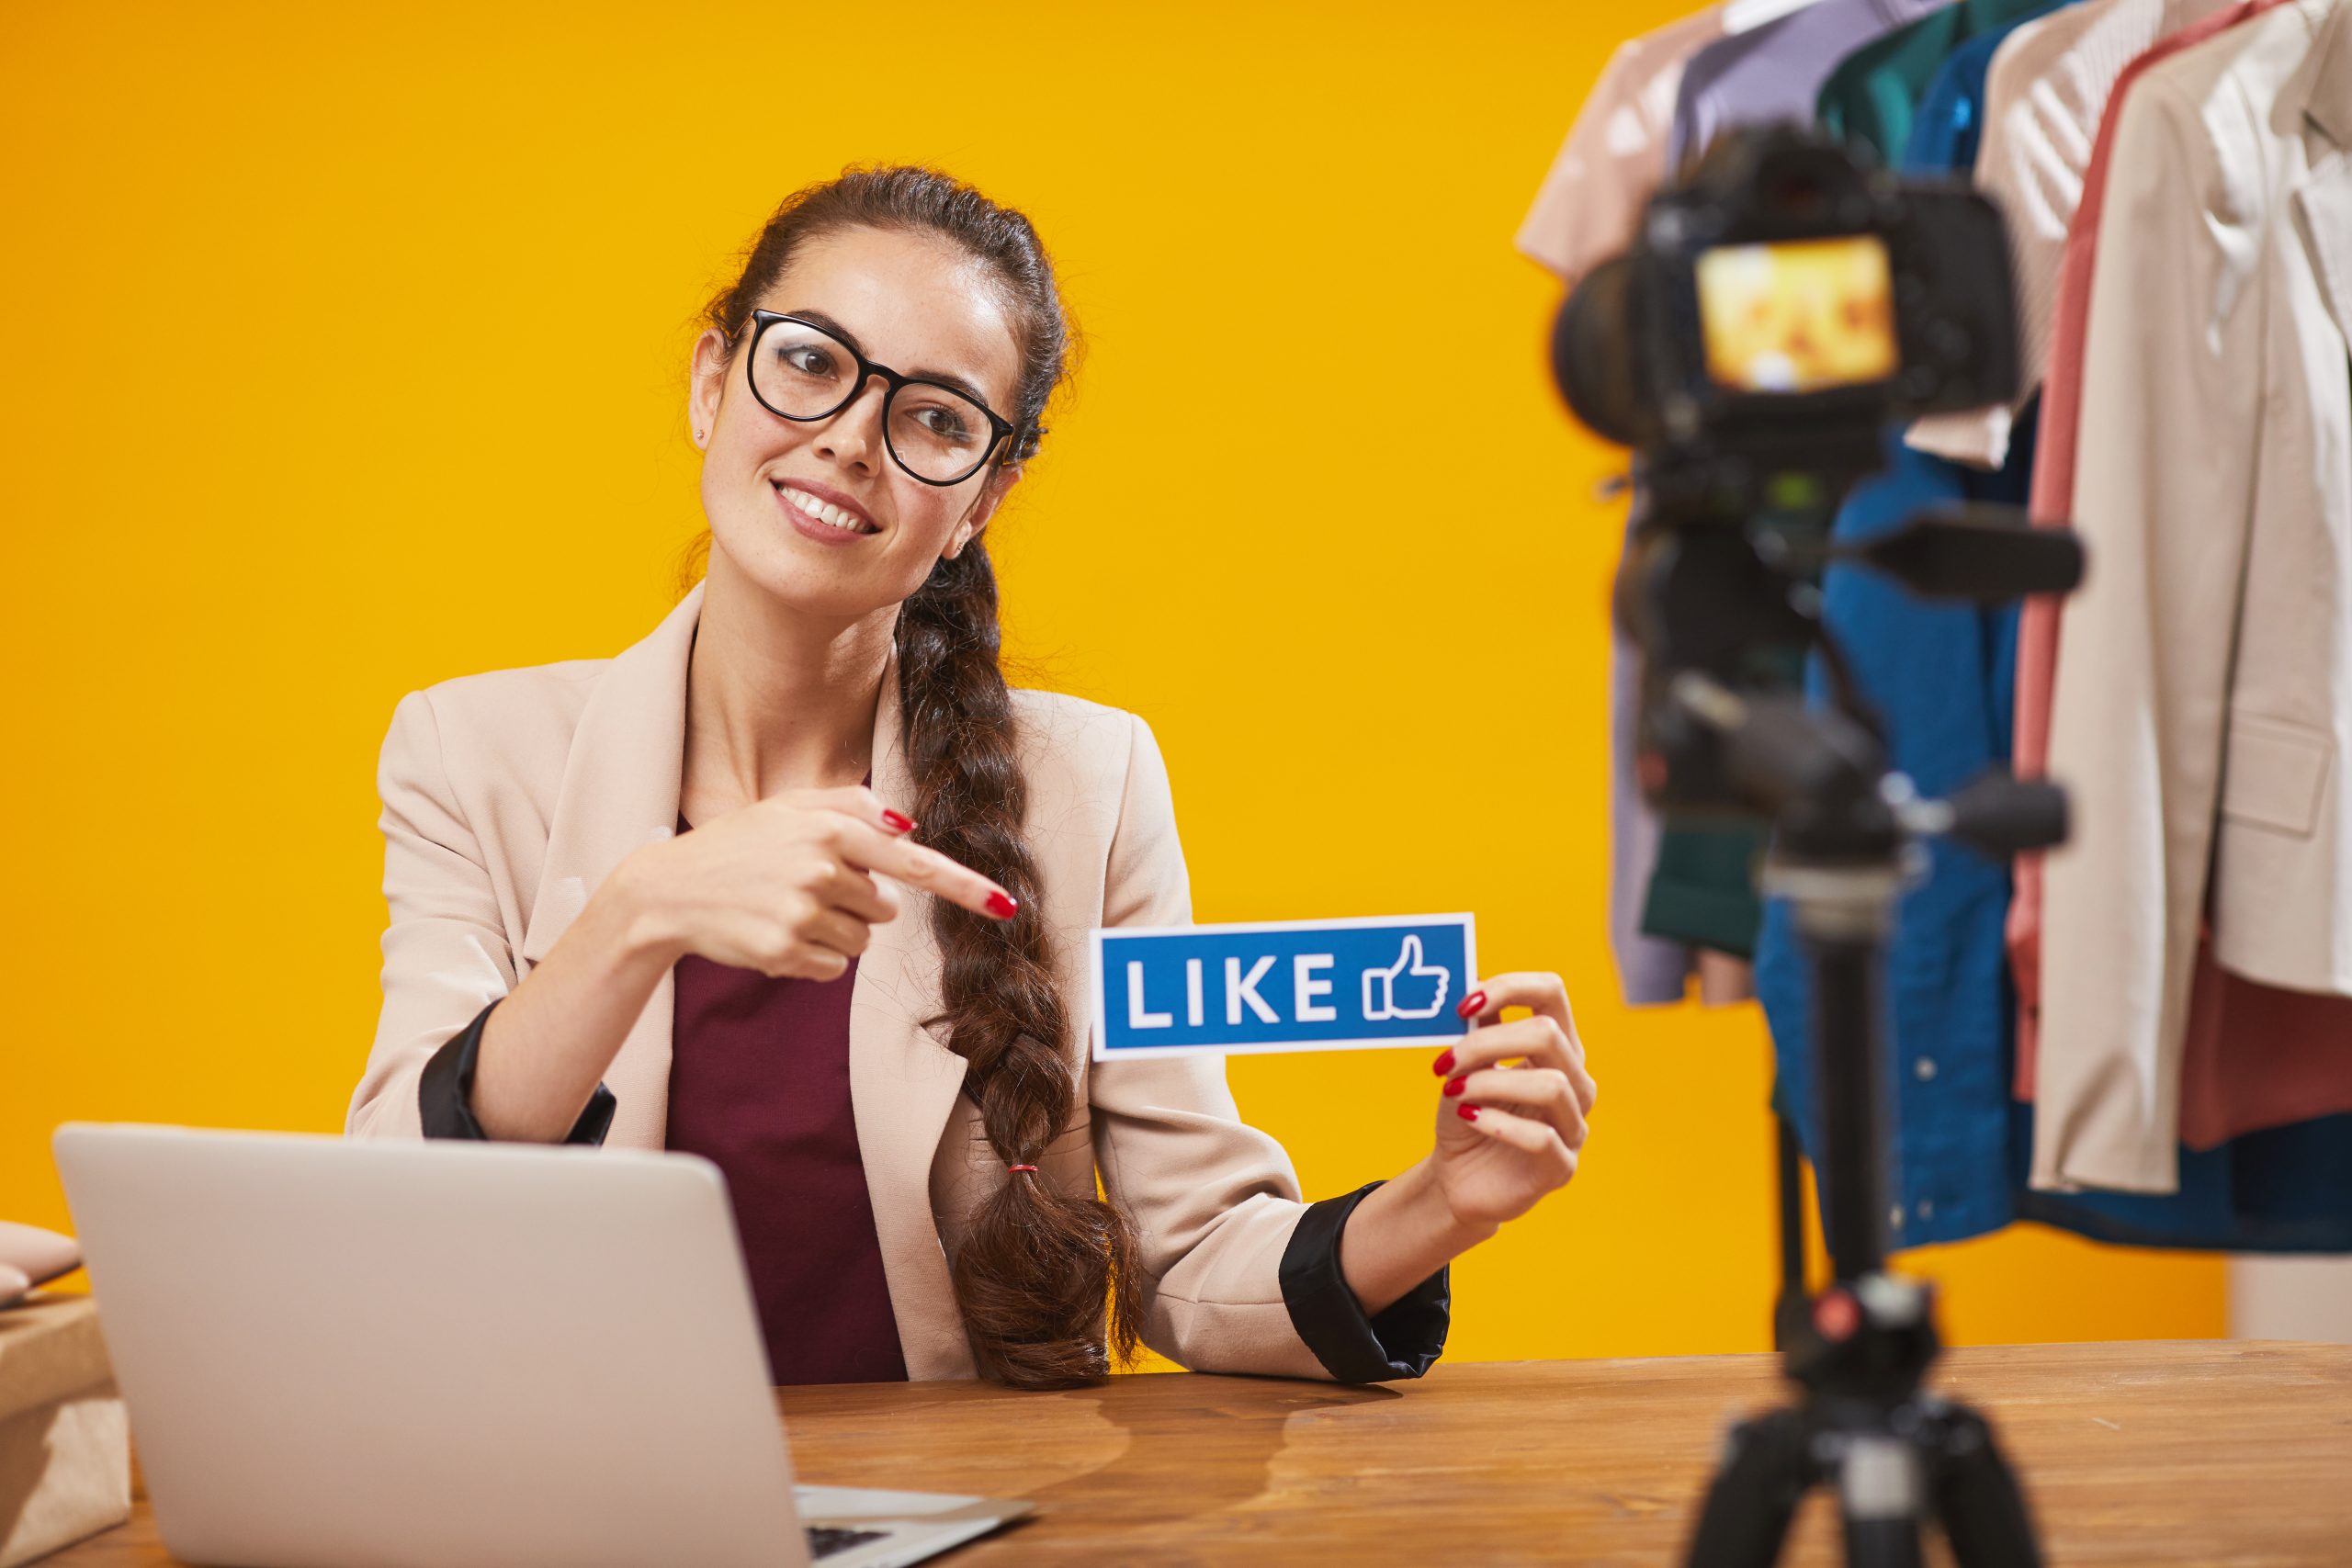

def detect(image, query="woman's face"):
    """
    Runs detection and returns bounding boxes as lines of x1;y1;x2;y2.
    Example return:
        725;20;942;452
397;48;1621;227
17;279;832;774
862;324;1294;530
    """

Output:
689;224;1026;619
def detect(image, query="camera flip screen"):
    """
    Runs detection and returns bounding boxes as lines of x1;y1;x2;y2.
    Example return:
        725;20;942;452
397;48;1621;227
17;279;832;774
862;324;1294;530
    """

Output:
1693;234;1899;395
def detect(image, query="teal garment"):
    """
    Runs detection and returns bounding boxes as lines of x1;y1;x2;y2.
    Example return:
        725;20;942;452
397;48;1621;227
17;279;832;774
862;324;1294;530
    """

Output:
1635;562;1813;961
1639;822;1767;958
1816;0;2068;163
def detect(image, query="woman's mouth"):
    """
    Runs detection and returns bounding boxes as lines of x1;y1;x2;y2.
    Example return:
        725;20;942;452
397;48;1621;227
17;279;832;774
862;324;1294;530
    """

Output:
773;482;878;537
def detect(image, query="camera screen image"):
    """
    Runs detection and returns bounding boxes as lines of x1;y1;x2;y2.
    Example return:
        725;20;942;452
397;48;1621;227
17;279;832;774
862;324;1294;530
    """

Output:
1693;234;1900;394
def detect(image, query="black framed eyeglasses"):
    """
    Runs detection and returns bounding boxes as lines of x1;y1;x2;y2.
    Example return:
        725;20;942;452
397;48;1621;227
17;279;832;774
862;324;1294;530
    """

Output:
732;309;1039;486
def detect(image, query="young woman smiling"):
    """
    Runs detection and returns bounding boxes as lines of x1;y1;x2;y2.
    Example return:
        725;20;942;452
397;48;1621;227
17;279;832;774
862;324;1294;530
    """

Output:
347;165;1598;1390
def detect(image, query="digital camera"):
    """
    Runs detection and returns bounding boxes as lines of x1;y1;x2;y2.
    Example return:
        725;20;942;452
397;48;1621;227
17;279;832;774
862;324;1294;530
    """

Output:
1552;127;2019;502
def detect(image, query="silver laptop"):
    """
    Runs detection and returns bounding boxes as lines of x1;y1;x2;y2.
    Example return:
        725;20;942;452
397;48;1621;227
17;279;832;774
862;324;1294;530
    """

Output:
51;1122;1031;1568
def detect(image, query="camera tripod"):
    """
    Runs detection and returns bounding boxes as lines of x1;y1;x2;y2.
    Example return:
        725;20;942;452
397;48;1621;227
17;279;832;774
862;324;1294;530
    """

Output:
1664;671;2059;1568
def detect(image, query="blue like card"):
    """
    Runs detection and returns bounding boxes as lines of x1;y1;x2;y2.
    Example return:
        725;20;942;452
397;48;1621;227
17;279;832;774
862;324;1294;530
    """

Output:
1089;913;1477;1061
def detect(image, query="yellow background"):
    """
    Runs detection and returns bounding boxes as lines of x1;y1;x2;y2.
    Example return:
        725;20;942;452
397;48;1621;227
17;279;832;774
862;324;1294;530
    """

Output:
2;0;2220;1362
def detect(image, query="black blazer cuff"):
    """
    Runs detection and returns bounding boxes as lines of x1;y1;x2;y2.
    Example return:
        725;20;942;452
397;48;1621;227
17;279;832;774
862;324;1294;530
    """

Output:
418;996;616;1145
1279;1179;1451;1382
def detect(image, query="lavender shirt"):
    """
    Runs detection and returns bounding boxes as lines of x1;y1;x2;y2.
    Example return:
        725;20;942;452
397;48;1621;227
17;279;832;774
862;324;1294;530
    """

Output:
1669;0;1953;171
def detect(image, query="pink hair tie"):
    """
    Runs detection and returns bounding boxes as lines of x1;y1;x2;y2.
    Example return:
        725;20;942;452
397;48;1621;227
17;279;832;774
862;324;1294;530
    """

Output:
1006;1163;1039;1174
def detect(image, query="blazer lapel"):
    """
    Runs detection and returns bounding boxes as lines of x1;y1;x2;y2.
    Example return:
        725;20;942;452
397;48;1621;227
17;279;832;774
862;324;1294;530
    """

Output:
514;577;977;1377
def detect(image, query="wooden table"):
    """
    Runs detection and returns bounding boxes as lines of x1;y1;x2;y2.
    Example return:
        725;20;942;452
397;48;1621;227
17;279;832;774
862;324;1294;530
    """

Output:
51;1340;2351;1565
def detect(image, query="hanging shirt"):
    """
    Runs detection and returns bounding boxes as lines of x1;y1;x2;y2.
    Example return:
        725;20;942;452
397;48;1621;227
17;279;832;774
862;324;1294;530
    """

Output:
1815;0;2074;163
1516;6;1728;284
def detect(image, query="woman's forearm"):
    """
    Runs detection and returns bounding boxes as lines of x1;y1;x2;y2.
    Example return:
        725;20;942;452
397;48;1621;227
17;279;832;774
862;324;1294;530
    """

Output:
1337;1156;1498;1317
469;851;681;1142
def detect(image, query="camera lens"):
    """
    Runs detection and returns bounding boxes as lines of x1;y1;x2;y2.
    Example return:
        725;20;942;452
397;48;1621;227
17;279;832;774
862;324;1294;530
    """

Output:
1553;254;1647;446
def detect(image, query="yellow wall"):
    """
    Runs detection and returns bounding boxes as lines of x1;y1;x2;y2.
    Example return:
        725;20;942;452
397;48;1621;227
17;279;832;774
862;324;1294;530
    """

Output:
2;0;2221;1361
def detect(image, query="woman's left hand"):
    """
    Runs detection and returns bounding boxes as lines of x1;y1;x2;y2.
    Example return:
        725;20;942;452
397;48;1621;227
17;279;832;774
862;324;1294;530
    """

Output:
1429;971;1597;1229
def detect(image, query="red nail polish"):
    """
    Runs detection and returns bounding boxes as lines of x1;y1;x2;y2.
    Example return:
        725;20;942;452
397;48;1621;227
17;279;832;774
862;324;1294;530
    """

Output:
882;808;916;833
1456;989;1487;1021
985;890;1018;919
1458;1104;1480;1122
1442;1076;1466;1098
1431;1049;1456;1077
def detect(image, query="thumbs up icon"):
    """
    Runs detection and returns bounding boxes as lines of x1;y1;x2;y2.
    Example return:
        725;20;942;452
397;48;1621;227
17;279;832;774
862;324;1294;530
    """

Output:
1363;934;1451;1021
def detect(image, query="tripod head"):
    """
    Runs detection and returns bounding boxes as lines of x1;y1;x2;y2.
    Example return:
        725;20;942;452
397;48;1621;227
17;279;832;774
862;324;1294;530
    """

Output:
1630;507;2079;874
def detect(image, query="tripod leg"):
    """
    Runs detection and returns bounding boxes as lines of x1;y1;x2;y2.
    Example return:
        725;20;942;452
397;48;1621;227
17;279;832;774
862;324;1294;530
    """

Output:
1772;1113;1811;1354
1924;1402;2044;1568
1683;1408;1810;1568
1837;1434;1927;1568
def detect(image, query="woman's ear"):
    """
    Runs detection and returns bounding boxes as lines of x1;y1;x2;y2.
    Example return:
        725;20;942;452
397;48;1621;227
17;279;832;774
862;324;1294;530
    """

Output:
687;327;730;447
944;460;1023;559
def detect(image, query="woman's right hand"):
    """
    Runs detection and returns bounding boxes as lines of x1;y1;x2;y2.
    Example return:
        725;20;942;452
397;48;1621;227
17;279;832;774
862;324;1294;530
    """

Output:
620;785;1016;980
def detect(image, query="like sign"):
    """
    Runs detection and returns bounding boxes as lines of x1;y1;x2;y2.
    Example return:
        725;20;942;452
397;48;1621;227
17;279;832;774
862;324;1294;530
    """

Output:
1090;914;1478;1061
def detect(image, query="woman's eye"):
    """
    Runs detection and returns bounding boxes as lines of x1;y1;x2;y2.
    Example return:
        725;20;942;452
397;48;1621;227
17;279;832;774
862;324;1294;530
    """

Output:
914;407;973;441
783;345;834;377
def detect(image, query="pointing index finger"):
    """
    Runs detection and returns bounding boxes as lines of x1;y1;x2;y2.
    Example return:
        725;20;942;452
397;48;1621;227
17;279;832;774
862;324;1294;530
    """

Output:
827;815;1018;921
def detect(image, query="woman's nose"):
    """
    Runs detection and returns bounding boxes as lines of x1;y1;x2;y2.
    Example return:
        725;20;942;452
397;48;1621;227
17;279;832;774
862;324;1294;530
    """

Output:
813;376;889;471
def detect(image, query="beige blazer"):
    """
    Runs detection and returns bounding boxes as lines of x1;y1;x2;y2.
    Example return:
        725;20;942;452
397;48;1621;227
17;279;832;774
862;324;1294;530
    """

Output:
346;577;1345;1381
2037;0;2352;1192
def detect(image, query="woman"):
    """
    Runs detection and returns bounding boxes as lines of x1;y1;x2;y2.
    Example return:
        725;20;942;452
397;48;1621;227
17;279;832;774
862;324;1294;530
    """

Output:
347;165;1597;1391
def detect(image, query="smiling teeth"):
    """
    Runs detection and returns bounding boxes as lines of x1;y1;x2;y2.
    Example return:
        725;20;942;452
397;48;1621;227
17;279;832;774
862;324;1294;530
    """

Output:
779;485;868;533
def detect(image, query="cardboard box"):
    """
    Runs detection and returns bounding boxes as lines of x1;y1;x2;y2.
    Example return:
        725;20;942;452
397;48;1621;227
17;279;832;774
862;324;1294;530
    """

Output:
0;1293;129;1566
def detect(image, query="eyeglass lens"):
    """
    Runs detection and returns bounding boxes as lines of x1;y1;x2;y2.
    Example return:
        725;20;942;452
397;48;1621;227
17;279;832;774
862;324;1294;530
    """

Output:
752;319;997;483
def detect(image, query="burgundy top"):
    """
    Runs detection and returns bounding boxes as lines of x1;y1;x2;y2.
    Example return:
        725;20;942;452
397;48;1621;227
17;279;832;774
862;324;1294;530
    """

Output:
663;794;908;1386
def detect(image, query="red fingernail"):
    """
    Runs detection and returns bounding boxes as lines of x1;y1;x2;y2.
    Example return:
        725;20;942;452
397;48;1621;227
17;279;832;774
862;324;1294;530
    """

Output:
1458;1104;1480;1122
1431;1049;1456;1077
882;808;916;833
1456;989;1487;1021
1442;1076;1466;1098
985;890;1019;919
